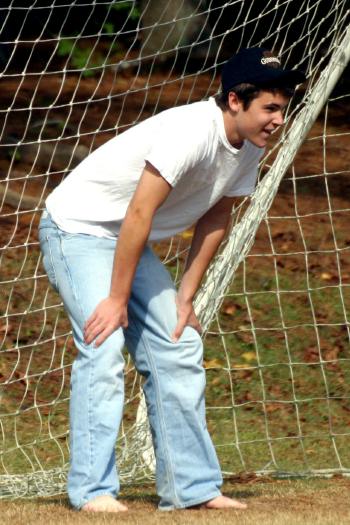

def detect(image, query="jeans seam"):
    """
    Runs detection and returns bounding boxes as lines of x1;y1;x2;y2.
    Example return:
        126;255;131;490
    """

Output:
57;233;95;485
128;312;181;508
45;235;59;290
58;235;87;324
88;359;95;475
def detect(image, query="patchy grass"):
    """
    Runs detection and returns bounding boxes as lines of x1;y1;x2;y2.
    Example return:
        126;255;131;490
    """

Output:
1;477;350;524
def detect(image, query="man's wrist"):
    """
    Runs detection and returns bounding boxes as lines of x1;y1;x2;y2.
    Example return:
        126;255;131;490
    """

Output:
108;293;129;306
177;290;194;304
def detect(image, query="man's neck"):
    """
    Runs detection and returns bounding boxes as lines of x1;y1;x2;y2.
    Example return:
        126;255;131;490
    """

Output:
222;109;243;149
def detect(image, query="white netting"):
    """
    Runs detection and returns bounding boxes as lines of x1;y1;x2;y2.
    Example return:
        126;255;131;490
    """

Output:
0;0;349;498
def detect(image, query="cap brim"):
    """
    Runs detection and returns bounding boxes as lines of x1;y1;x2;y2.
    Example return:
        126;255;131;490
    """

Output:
253;68;306;88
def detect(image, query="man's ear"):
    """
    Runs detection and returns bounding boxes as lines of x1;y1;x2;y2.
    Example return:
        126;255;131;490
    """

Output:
227;91;242;112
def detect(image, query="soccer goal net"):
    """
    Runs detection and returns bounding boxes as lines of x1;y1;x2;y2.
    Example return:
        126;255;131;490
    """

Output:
0;0;349;499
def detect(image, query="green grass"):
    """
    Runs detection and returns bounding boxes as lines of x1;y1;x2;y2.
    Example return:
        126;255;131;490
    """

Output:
1;206;350;495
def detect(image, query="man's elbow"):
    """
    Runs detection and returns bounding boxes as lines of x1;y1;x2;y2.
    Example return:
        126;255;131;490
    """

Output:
125;201;154;226
199;210;231;230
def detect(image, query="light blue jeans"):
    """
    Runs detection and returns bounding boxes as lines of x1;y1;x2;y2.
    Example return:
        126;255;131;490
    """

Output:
38;212;222;510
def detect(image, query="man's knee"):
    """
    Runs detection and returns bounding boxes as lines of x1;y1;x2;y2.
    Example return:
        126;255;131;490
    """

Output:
73;328;125;370
159;326;204;375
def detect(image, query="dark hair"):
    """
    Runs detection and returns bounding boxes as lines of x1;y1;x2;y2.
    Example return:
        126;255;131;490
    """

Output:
215;83;295;111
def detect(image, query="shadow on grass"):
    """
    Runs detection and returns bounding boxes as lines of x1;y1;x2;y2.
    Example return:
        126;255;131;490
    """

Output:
34;496;71;509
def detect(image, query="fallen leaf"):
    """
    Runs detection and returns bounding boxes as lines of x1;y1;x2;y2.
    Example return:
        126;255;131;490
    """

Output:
203;358;222;369
0;324;13;333
320;272;334;281
223;303;240;315
241;351;257;362
303;346;320;363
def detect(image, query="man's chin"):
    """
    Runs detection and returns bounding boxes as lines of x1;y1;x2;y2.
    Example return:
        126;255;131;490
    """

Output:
247;138;267;148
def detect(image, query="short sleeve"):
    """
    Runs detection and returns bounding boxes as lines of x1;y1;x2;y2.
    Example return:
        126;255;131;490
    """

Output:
145;110;213;187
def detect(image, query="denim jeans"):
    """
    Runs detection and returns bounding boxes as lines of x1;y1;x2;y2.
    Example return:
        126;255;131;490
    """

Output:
38;211;222;510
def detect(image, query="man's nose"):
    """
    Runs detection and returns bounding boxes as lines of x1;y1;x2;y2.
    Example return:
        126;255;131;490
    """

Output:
273;111;284;126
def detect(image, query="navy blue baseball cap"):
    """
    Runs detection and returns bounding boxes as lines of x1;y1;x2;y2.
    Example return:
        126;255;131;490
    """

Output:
221;47;306;93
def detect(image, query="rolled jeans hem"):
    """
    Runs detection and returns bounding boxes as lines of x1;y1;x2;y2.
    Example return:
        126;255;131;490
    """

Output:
158;490;222;511
73;491;117;510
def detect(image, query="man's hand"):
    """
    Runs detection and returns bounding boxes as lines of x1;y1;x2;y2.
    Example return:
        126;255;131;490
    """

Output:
172;295;202;342
84;297;128;347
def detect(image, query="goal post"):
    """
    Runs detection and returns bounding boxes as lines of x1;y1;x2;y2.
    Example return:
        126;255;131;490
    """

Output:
0;0;349;498
137;21;350;476
196;23;350;330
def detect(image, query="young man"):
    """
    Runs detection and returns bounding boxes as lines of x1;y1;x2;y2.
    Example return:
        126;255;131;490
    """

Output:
39;47;305;512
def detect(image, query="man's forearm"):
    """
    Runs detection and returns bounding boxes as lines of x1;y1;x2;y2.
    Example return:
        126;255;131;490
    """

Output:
83;164;172;347
107;163;172;306
178;216;229;303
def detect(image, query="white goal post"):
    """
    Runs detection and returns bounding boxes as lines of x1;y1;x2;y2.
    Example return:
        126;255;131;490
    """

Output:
0;0;349;498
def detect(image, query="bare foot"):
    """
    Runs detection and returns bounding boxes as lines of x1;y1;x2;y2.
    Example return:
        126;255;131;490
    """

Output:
202;495;247;510
81;495;128;513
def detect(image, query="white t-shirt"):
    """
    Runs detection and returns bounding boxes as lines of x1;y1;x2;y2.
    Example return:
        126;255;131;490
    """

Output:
46;97;263;241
